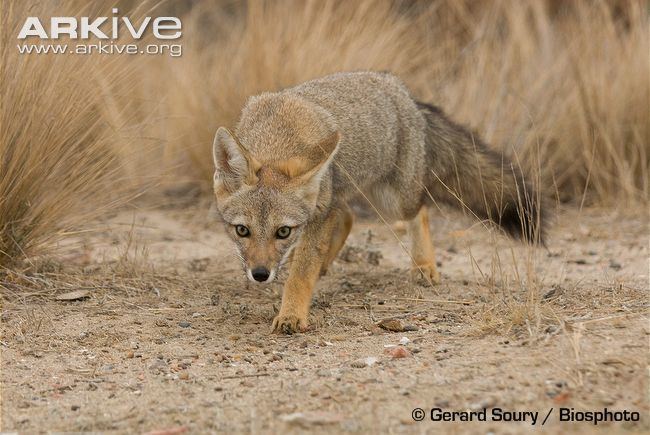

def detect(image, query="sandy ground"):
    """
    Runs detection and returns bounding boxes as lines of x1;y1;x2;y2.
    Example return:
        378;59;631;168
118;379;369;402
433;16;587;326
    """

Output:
1;201;648;434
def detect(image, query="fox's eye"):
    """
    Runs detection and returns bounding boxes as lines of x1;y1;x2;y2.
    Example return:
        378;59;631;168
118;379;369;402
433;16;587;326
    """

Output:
276;226;291;239
235;225;250;237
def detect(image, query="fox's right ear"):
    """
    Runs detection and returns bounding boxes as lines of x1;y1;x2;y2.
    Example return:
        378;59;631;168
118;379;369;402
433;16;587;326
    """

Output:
212;127;259;199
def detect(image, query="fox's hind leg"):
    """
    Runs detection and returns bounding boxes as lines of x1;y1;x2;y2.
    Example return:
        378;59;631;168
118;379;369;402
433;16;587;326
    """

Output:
408;206;440;285
320;205;353;276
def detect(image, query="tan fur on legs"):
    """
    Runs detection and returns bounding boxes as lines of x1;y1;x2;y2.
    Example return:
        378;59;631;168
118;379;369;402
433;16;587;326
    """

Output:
408;207;440;284
272;211;337;334
320;206;353;275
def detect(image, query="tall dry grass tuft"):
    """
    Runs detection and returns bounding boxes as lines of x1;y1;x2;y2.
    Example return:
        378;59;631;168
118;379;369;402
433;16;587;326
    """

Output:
0;1;148;268
155;0;648;205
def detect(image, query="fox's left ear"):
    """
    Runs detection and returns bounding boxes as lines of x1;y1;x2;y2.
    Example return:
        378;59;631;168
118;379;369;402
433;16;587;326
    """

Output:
212;127;260;200
291;131;341;210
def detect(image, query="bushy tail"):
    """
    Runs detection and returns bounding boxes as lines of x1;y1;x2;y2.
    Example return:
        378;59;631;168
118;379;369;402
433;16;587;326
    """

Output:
417;102;546;244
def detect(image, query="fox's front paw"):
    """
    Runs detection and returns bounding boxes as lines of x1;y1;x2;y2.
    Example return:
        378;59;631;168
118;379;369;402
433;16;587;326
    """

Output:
272;313;308;335
410;262;441;285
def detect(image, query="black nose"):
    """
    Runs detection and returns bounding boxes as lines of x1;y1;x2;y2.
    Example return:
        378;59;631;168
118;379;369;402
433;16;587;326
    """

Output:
251;267;270;282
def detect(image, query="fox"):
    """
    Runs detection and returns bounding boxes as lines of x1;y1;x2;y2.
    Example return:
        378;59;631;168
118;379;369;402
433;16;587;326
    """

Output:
212;71;545;334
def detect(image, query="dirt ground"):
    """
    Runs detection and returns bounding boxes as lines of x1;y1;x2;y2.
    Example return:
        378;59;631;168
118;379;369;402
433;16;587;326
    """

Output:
1;201;648;434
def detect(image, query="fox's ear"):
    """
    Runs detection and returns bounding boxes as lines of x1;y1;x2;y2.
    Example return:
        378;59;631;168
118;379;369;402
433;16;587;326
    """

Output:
212;127;259;199
291;131;340;210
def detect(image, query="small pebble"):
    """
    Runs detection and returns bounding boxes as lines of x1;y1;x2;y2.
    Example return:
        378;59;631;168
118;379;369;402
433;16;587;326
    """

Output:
385;347;411;358
178;321;191;328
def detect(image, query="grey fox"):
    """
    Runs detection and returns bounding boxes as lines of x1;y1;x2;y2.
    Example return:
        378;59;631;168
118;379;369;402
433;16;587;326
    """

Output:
212;71;545;334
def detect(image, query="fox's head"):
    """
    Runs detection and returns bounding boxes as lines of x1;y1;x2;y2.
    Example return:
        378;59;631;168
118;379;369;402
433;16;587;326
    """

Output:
212;126;339;283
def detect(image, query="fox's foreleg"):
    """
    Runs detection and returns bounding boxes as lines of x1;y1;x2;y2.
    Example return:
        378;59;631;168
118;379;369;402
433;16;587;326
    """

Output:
272;209;338;334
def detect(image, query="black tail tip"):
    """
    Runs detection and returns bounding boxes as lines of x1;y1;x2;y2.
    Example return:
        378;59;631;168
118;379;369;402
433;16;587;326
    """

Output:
498;200;547;246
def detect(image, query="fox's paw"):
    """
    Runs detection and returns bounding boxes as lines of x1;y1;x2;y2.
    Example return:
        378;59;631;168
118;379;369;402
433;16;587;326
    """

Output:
272;313;308;335
410;262;441;285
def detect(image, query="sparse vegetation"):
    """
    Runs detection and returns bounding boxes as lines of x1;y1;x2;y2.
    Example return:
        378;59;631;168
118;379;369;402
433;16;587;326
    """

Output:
157;0;649;205
0;2;137;267
2;0;647;265
1;2;648;431
0;1;158;268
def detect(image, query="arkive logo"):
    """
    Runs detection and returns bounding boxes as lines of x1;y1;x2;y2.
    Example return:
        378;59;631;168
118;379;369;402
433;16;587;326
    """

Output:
17;8;181;40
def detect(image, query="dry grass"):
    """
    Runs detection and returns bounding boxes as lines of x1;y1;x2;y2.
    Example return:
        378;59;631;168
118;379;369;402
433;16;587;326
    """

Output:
418;0;650;205
1;0;648;267
156;0;436;181
0;1;156;268
1;4;647;431
155;0;648;205
146;0;647;341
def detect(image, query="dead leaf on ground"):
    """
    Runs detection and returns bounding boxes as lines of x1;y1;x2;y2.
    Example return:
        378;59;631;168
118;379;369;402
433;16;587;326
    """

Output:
377;318;404;332
55;290;90;301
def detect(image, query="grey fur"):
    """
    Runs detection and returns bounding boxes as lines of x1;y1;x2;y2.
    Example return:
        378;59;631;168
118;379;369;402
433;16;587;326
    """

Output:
232;71;544;242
